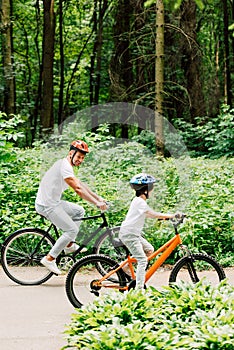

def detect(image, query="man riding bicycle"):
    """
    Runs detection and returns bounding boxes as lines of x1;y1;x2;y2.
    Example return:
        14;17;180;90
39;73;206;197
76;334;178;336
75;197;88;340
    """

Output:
35;140;107;275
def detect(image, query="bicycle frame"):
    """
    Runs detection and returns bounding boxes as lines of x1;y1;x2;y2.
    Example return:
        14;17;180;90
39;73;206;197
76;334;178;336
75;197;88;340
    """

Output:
74;213;109;252
95;232;183;290
42;212;109;255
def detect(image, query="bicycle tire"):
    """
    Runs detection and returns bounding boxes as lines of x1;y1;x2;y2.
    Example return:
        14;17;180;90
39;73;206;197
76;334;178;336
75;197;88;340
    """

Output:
66;254;127;308
1;228;55;285
93;227;128;260
169;253;226;286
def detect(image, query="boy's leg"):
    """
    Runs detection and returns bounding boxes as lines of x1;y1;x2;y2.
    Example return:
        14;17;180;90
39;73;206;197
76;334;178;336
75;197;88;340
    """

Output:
139;236;154;256
121;237;147;290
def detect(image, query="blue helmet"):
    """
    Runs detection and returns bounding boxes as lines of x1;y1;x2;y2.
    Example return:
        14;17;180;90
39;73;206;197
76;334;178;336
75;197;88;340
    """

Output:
130;173;156;198
130;173;156;186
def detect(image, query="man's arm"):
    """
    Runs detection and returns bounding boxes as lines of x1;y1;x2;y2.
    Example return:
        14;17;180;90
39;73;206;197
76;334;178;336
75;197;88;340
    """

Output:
65;177;107;210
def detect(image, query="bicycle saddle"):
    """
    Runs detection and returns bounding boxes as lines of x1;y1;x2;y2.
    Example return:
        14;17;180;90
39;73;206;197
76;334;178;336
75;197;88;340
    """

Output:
112;238;124;247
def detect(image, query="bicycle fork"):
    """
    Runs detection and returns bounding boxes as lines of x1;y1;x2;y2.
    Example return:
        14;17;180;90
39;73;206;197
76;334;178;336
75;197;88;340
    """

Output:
179;244;199;283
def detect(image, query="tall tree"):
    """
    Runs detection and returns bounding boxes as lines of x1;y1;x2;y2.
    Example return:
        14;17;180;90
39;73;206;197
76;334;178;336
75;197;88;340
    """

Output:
90;0;109;130
180;0;205;122
57;0;64;130
109;0;134;138
222;0;232;106
1;0;15;114
40;0;55;135
155;0;165;156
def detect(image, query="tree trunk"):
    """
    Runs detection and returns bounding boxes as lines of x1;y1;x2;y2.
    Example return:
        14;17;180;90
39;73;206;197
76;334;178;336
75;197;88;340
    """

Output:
155;0;164;157
1;0;15;115
180;0;205;123
222;0;232;106
40;0;55;135
134;0;147;132
109;0;134;138
90;0;109;131
58;0;64;131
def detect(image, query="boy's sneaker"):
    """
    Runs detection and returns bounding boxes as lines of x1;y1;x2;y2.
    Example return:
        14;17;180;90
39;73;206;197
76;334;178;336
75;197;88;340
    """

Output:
64;243;88;255
40;256;61;275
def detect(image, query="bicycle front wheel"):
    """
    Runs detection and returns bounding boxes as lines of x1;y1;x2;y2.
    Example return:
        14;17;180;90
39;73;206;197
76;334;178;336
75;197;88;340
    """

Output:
169;253;226;286
1;228;55;285
66;254;127;308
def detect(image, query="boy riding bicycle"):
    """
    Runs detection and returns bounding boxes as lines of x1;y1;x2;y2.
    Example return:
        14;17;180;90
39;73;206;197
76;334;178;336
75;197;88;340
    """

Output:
119;173;178;290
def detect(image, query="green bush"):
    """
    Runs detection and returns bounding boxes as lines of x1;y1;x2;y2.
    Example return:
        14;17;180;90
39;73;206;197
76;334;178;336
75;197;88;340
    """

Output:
174;104;234;158
63;281;234;349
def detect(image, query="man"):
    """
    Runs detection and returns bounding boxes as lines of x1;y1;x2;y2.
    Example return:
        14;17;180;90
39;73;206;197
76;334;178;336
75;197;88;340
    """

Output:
35;140;107;275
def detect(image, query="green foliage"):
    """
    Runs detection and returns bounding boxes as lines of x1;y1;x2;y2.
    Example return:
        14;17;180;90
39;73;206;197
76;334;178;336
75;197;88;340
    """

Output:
0;147;44;245
0;133;233;265
174;105;234;158
63;281;234;349
0;112;25;160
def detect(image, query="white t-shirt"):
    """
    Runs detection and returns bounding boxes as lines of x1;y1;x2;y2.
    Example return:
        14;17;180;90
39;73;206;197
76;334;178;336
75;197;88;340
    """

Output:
36;158;75;207
119;197;150;237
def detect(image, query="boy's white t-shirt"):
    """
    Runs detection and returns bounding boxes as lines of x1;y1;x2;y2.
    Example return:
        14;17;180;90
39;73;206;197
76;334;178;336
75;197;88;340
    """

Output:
119;197;150;237
36;158;75;207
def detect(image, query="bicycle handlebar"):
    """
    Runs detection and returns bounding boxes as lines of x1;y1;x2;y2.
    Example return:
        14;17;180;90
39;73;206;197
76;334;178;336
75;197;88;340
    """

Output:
170;213;186;228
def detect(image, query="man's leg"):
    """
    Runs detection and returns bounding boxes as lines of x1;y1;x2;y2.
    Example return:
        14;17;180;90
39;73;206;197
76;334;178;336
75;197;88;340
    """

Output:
37;202;84;274
47;202;85;258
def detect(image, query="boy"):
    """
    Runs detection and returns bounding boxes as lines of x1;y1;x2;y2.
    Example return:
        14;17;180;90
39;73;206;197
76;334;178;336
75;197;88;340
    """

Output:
119;173;177;290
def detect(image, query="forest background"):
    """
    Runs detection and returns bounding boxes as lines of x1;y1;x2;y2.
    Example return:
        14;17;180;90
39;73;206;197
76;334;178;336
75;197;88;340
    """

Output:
0;0;234;265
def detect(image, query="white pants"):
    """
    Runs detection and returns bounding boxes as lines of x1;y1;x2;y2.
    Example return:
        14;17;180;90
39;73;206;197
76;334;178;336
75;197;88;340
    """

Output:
119;233;154;289
35;201;85;258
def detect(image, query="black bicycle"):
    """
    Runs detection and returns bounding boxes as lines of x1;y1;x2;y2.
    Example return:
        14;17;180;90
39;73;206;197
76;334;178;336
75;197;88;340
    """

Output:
1;212;126;285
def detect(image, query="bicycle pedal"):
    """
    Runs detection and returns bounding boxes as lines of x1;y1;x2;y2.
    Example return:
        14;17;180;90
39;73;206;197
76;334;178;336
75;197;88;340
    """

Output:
91;290;99;296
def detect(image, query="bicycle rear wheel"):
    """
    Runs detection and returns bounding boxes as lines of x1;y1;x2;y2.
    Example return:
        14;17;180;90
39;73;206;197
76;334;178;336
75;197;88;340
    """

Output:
93;227;128;260
66;254;127;308
1;228;55;285
169;253;226;286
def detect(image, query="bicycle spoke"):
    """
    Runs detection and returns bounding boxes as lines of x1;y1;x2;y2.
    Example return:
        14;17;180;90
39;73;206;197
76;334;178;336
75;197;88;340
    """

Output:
66;254;127;308
1;229;54;285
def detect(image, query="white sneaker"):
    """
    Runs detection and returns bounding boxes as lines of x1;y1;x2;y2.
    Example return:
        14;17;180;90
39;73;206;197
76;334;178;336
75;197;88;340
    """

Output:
40;256;61;275
64;243;87;254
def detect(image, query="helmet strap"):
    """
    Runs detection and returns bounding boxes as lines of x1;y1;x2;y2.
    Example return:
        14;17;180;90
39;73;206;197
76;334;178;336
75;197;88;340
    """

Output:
71;150;77;166
144;189;149;199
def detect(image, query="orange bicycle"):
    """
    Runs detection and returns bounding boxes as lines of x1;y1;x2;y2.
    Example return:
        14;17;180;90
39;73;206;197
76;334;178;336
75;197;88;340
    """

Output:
65;215;226;308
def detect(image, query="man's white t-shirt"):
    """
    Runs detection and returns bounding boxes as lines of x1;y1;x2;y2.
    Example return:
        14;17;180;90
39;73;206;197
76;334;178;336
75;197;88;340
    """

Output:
119;197;150;237
36;158;75;207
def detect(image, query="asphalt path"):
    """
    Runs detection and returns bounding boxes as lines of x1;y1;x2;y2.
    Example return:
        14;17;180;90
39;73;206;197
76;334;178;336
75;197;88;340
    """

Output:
1;266;234;350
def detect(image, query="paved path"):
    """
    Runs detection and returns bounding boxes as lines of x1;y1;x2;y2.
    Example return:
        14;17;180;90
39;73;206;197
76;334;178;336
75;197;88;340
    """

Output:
0;267;73;350
0;266;234;350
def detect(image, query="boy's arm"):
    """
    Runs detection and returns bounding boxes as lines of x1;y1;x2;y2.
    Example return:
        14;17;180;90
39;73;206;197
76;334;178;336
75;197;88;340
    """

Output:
145;208;175;220
65;177;107;210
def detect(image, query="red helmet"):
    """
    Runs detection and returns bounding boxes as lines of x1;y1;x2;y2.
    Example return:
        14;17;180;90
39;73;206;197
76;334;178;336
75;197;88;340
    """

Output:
70;140;89;154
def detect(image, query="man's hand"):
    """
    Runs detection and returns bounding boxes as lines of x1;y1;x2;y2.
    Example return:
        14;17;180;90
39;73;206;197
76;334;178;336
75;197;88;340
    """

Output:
174;212;184;219
96;201;108;211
